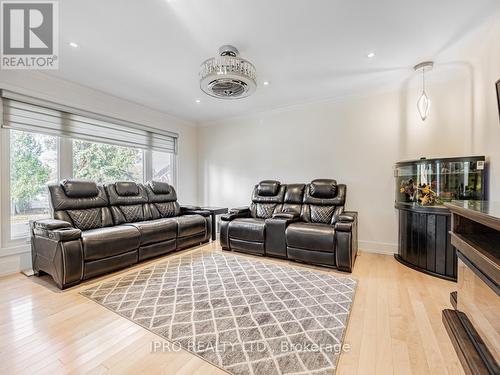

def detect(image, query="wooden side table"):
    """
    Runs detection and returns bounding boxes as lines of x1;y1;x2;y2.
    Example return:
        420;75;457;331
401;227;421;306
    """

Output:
201;207;228;241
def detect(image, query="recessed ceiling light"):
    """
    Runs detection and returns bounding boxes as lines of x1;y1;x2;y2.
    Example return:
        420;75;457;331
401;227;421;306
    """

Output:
69;42;79;48
195;99;201;103
367;52;376;58
263;81;270;86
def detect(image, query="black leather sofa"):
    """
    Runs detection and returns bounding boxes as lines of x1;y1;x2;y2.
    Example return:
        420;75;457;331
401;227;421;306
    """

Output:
30;179;211;289
220;179;358;272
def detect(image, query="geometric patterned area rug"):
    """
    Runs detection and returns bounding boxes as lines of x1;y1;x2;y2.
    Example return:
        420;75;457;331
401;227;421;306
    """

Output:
81;251;357;375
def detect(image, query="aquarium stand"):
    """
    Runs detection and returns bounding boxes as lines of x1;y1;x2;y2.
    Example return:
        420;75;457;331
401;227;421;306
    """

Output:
395;203;457;281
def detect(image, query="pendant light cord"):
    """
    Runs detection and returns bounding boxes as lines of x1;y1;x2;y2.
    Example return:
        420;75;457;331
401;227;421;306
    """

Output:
422;67;425;94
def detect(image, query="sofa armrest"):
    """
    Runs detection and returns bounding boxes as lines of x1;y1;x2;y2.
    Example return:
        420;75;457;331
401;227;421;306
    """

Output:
31;219;83;289
334;211;358;272
263;214;296;258
230;206;250;214
32;219;81;241
221;206;250;221
337;211;358;223
180;206;211;217
34;219;72;230
272;211;300;222
180;205;201;211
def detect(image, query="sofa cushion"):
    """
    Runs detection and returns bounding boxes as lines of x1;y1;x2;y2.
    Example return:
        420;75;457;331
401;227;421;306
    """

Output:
174;215;206;237
67;208;102;230
147;181;172;194
61;179;99;198
230;238;265;254
254;203;278;219
81;225;140;261
153;201;180;218
257;180;280;196
310;204;335;224
229;218;265;242
309;179;337;199
118;204;145;223
284;184;305;203
127;218;177;246
286;222;335;252
115;181;139;196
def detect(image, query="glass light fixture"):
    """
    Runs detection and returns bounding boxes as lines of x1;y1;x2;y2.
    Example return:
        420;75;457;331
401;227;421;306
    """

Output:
199;45;257;99
414;61;433;121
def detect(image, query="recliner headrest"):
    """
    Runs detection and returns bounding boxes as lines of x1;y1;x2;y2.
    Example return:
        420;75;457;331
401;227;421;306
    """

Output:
61;179;99;198
257;180;280;196
309;179;337;199
147;180;172;195
115;181;139;196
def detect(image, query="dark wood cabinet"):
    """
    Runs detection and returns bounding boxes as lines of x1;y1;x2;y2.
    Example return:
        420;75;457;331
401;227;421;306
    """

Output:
443;201;499;374
395;204;457;281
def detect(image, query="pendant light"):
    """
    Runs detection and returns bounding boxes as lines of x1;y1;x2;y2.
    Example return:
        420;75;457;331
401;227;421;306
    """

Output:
414;61;433;121
199;45;257;99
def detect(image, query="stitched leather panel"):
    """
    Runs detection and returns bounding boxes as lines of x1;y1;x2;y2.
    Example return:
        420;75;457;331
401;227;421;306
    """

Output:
67;208;102;230
256;203;276;219
310;205;335;224
154;202;179;218
120;204;144;223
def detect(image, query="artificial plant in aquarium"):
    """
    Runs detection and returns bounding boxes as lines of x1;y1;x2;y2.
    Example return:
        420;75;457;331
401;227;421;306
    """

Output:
399;179;441;206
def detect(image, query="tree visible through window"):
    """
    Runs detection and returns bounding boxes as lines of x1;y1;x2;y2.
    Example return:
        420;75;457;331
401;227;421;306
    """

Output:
6;132;175;241
10;130;57;238
73;140;143;183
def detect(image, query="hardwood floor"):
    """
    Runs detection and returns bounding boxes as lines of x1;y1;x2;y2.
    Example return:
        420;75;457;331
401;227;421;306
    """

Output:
0;241;464;375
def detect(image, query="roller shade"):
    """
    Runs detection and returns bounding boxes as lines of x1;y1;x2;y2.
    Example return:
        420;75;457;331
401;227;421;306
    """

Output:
1;90;178;154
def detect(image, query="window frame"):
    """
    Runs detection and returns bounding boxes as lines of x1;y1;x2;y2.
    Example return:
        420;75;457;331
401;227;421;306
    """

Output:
0;129;177;247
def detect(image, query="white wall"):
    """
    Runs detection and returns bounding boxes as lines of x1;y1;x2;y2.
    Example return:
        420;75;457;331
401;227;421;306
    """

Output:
469;18;500;201
198;13;500;254
426;12;500;201
0;71;199;275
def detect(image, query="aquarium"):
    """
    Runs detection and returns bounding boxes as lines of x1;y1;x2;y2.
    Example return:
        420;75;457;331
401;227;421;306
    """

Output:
395;156;486;207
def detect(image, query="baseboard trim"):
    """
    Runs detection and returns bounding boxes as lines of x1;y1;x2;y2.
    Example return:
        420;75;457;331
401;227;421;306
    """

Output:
359;240;397;255
0;251;31;277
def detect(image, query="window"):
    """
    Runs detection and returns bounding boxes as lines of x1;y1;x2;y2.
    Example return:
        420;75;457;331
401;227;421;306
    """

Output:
73;139;144;183
1;94;178;243
2;133;177;243
9;130;58;239
152;150;175;184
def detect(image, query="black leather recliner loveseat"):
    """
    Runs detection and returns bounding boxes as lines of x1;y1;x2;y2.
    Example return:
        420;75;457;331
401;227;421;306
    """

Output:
30;179;211;289
220;179;358;272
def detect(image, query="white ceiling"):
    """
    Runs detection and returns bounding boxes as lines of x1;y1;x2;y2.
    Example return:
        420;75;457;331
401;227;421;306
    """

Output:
51;0;499;123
